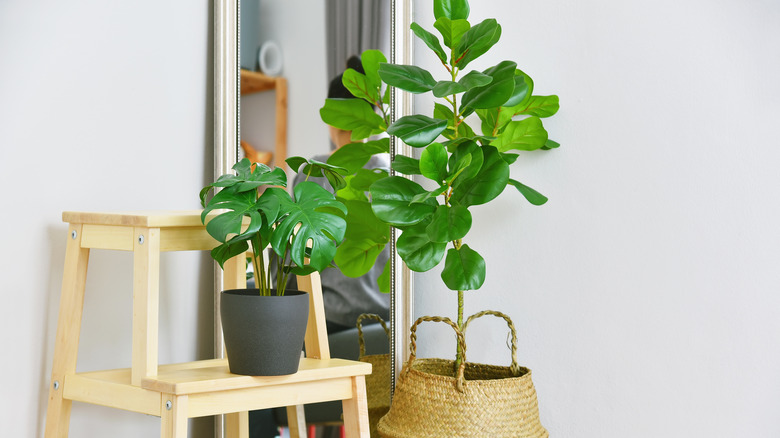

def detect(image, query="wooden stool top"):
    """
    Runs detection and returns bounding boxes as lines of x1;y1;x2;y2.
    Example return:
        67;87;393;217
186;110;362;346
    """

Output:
63;211;206;228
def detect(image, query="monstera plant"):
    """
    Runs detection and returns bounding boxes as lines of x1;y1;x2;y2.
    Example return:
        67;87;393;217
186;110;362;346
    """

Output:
315;0;560;366
200;158;348;295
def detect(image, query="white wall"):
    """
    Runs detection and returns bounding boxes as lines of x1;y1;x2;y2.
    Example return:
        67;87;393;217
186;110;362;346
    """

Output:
0;0;215;436
412;0;780;436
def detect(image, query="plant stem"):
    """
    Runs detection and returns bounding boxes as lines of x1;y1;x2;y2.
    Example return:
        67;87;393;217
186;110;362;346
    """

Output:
455;289;465;370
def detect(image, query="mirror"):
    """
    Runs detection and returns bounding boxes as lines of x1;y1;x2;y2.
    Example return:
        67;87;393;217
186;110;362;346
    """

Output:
213;0;414;434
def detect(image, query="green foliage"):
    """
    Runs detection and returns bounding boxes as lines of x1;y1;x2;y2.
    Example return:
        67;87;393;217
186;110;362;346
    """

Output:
200;158;347;295
316;0;561;308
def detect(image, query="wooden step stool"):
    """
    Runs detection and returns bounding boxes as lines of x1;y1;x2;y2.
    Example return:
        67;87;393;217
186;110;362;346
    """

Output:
45;211;371;438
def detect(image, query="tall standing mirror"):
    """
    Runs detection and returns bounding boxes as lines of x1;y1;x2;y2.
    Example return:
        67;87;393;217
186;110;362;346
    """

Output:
213;0;414;436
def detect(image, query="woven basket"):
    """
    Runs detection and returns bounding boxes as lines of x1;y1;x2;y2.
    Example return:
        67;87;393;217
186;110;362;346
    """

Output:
377;311;548;438
357;314;391;437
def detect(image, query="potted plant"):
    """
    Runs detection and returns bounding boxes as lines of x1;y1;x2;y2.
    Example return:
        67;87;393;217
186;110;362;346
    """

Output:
317;0;559;435
199;158;348;376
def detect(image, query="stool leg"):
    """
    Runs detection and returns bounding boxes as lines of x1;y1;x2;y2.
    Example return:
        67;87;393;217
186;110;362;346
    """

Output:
45;224;90;438
160;394;188;438
132;227;160;386
342;376;370;438
225;411;249;438
286;405;306;438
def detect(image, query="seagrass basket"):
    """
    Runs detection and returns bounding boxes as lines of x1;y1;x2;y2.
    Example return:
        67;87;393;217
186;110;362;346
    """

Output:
357;313;391;437
377;311;548;438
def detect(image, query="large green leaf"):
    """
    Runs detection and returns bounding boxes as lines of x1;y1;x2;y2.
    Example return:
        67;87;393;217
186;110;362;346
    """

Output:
391;155;422;175
433;17;470;49
378;63;436;94
377;259;391;293
542;139;561;150
268;182;347;272
319;98;386;140
411;22;447;63
476;106;513;137
387;115;447;147
419;142;449;182
517;95;560;118
433;0;470;20
447;140;483;183
397;219;447;272
426;204;472;243
491;117;548;152
370;176;437;227
451;145;509;207
441;244;486;291
432;80;467;98
458;70;493;89
461;61;517;110
508;179;548;206
502;73;531;108
342;68;381;105
454;19;501;69
327;138;389;174
334;200;390;277
360;49;387;90
288;158;349;191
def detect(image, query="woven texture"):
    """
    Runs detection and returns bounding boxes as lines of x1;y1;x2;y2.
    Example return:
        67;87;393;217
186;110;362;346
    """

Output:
357;314;391;437
377;312;548;438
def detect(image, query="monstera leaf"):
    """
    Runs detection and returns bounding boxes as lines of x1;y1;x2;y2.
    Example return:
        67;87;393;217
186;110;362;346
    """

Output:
267;182;347;272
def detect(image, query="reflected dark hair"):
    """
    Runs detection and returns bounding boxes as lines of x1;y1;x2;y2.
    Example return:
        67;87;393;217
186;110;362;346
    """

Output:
328;55;364;99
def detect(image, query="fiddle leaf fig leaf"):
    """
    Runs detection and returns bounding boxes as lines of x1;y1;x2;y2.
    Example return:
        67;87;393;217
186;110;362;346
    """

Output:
433;80;467;98
419;142;449;182
334;200;390;277
392;155;422;175
441;244;486;291
327;138;389;174
434;17;470;49
397;219;447;272
492;117;548;152
508;179;548;206
476;106;514;137
542;139;561;150
451;145;509;207
517;95;560;118
502;73;531;108
458;70;493;90
387;115;447;147
447;140;483;183
370;176;437;227
410;184;448;205
320;98;385;140
343;68;381;105
461;61;517;110
426;204;472;243
269;182;347;272
434;0;470;20
411;22;447;64
454;19;501;69
377;259;391;293
360;49;387;89
378;63;436;94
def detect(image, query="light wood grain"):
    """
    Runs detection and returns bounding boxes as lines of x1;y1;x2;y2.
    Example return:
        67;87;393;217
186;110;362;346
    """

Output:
342;376;371;438
132;227;160;386
160;394;188;438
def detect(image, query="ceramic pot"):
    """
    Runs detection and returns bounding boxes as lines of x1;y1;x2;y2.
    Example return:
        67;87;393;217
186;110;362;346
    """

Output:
220;289;309;376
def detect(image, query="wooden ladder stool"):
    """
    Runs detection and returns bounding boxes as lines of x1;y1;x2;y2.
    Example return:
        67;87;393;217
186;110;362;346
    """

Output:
44;211;371;438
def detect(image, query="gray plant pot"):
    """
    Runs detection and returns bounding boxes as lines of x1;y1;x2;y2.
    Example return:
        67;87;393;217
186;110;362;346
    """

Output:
221;289;309;376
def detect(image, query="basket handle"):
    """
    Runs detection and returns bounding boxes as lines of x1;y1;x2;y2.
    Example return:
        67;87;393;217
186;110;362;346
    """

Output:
408;316;467;392
463;310;521;376
356;313;390;358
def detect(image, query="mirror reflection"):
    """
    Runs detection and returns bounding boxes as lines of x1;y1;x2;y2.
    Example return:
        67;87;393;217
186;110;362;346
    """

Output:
237;1;391;436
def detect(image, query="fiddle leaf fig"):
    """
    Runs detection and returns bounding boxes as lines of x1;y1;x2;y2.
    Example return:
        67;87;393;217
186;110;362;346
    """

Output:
319;98;385;140
397;219;447;272
419;142;449;182
451;145;509;207
412;22;447;63
492;117;549;152
387;115;447;147
426;205;472;243
378;63;436;94
327;138;389;175
391;155;422;175
342;68;381;105
434;17;470;49
517;95;561;118
360;49;387;89
508;179;548;206
370;176;437;227
441;244;485;291
434;0;470;20
334;200;390;277
461;61;517;110
454;19;501;69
